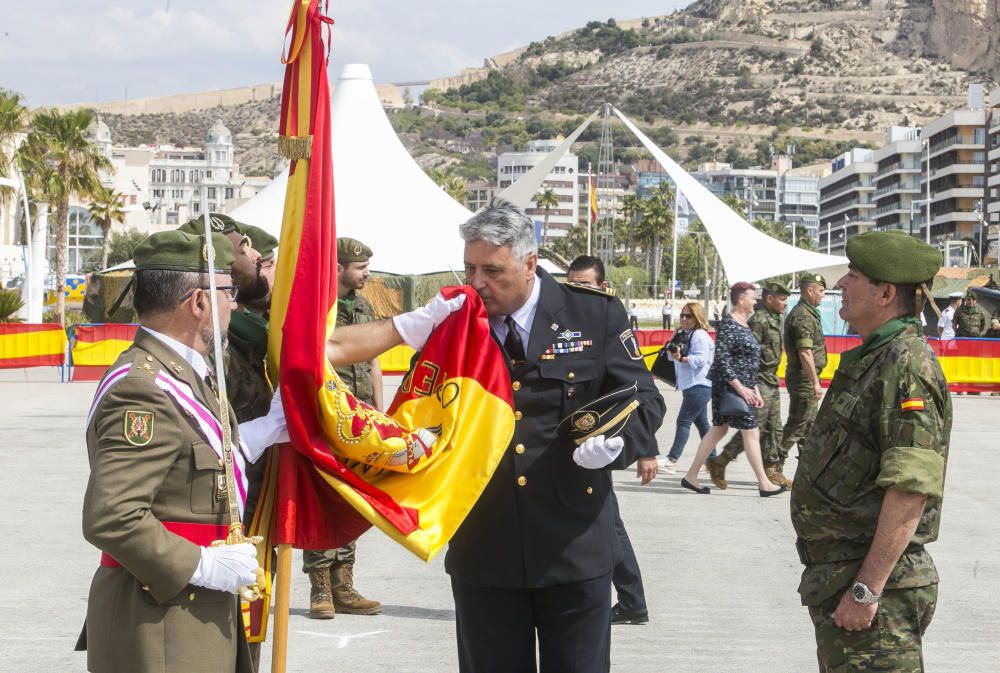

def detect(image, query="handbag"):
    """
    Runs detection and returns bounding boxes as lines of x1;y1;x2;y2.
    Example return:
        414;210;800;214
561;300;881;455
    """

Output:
650;347;677;386
718;385;752;417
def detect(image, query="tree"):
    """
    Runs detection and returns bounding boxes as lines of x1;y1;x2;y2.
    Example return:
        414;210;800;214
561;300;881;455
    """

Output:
534;188;560;244
638;180;675;297
0;90;28;240
18;108;111;325
88;185;126;270
107;229;149;267
621;193;639;264
427;168;467;204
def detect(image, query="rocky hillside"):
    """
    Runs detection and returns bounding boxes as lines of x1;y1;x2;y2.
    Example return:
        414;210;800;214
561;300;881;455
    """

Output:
97;0;999;178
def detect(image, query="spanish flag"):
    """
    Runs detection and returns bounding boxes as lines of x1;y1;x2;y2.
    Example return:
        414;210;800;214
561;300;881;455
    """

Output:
589;174;597;224
250;2;513;640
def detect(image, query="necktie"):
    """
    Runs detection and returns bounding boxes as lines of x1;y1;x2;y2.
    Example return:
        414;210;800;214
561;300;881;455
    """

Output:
504;315;526;362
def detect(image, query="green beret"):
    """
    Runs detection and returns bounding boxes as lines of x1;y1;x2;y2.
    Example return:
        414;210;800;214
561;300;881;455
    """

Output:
798;272;827;288
764;280;791;296
243;225;279;261
337;237;373;263
134;231;235;273
177;213;243;236
845;230;941;284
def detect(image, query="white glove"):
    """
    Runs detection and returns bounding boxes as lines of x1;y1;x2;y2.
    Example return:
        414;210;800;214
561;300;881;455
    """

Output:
189;543;259;594
392;293;467;349
573;435;625;470
238;388;289;463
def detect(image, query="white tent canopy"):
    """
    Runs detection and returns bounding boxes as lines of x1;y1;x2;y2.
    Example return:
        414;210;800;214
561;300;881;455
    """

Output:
613;108;848;284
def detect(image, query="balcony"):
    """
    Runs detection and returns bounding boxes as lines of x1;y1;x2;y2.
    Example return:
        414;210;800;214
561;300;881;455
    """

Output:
874;160;920;179
929;133;984;156
929;160;986;178
820;180;871;202
874;181;921;197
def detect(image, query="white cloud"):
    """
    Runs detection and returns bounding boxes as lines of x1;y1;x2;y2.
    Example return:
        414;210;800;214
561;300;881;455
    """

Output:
1;0;691;106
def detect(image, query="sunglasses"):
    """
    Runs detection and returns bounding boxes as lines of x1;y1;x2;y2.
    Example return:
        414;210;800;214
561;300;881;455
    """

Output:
680;313;693;318
180;285;239;302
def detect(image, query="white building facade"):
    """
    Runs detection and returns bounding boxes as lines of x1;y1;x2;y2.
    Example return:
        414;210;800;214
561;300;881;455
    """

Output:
497;139;579;239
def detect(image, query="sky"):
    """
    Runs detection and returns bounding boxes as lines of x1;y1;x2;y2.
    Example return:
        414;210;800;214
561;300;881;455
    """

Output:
0;0;693;107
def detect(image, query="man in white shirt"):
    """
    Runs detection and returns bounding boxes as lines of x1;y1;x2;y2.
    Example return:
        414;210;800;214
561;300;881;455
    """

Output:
937;292;962;340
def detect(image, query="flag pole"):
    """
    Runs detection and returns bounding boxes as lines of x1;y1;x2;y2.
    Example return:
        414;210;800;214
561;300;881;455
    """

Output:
671;187;679;309
587;162;593;256
271;543;293;673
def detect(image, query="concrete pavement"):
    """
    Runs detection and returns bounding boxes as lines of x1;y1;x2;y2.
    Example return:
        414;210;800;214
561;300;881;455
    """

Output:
0;374;997;672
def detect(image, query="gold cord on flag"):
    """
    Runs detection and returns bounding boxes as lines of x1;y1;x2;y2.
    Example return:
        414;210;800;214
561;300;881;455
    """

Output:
278;135;313;160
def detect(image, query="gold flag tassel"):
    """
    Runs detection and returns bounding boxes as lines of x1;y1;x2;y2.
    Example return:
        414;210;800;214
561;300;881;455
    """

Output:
278;134;314;160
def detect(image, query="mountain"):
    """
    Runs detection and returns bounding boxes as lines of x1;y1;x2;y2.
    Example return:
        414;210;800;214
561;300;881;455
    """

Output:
91;0;997;178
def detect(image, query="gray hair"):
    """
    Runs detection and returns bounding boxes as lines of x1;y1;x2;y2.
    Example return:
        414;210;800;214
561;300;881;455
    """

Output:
133;269;202;317
459;197;538;260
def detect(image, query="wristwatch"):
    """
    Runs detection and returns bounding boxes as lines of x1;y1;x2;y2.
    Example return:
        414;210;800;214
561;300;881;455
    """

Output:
851;580;881;605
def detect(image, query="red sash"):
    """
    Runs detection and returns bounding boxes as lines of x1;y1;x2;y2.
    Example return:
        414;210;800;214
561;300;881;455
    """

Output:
99;521;230;568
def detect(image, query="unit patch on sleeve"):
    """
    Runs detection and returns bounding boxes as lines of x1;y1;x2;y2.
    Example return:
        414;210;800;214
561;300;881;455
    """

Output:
123;410;155;446
620;329;643;361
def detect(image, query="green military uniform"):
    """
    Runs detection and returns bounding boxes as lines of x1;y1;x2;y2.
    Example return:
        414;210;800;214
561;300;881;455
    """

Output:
791;230;950;672
953;299;988;337
781;274;828;457
79;232;253;673
721;287;786;465
303;238;382;618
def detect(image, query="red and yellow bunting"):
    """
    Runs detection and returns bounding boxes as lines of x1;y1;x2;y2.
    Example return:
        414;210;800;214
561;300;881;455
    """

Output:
0;323;67;368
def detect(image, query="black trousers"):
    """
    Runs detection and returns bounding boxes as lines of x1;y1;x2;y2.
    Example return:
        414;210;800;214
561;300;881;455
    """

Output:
611;491;647;613
451;573;612;673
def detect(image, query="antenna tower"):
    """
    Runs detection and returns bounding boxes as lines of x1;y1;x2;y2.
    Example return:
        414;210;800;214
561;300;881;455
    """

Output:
596;103;616;264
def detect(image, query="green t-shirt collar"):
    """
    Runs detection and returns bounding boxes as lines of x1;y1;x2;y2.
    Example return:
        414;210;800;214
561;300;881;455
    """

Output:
839;315;921;367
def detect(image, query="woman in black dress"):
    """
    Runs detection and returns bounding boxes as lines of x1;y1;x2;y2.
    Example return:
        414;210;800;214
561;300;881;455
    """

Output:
680;282;786;496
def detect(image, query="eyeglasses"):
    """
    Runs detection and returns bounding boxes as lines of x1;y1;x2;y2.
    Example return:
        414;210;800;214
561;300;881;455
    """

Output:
679;313;693;318
180;285;239;302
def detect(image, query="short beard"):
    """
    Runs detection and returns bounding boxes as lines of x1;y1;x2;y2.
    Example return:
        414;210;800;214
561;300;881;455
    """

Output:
236;267;269;304
199;325;228;356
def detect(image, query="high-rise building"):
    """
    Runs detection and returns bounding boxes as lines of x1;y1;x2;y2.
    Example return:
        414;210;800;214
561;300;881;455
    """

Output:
818;149;877;256
497;139;579;238
871;126;923;236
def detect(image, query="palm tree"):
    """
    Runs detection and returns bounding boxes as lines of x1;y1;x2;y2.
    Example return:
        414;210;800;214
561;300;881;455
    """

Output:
639;181;675;296
88;185;126;270
18;108;110;325
534;188;560;245
0;90;29;235
427;168;467;205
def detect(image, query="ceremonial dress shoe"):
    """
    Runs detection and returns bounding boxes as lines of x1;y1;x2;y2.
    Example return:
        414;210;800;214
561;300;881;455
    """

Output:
611;604;649;625
759;484;788;498
680;477;710;494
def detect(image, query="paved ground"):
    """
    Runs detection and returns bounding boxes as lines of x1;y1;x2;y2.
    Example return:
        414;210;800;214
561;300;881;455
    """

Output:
1;369;998;672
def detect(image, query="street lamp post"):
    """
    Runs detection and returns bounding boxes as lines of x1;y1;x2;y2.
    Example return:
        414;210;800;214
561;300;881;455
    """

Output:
975;199;984;266
922;138;932;245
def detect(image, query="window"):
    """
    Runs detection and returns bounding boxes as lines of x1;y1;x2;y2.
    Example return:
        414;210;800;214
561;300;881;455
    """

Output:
48;206;102;273
173;189;185;199
166;211;178;225
207;187;216;199
193;201;201;213
152;189;165;198
224;187;234;200
206;170;213;178
151;168;167;182
216;151;226;162
171;169;185;183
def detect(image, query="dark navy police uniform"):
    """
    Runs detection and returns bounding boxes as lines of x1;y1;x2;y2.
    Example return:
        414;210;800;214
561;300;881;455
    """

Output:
445;269;665;673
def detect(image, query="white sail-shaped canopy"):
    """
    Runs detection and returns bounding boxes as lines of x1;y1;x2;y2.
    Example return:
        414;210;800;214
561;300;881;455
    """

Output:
613;107;849;284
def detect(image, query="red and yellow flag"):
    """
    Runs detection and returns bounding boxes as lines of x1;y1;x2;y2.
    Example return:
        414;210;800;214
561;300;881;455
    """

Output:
589;174;597;224
248;0;514;641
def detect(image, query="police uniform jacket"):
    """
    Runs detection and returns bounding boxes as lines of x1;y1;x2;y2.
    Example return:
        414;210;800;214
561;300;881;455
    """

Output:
444;269;665;588
79;329;253;673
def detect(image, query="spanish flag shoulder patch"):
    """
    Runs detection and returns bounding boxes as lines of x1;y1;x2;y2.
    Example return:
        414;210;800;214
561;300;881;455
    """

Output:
900;397;925;412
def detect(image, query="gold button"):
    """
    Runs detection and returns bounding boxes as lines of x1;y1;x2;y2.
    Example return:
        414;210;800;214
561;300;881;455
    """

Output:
586;486;593;495
188;592;196;601
517;476;527;486
514;411;523;421
141;585;151;592
512;381;521;391
567;372;575;380
146;355;154;362
515;444;525;454
217;459;224;467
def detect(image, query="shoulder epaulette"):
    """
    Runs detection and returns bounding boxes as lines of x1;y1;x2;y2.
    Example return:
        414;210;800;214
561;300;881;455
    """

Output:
565;282;615;298
125;351;160;378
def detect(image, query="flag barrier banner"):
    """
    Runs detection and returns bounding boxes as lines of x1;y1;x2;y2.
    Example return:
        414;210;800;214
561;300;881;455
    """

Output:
634;329;1000;390
70;324;139;366
0;323;67;368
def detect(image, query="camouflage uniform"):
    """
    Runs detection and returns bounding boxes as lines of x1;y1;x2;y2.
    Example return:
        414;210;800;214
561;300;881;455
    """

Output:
222;309;272;527
953;303;988;337
722;306;784;463
791;320;951;672
302;290;376;572
781;300;827;457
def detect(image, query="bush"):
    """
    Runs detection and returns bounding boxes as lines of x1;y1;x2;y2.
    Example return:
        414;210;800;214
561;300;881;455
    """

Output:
0;289;24;322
